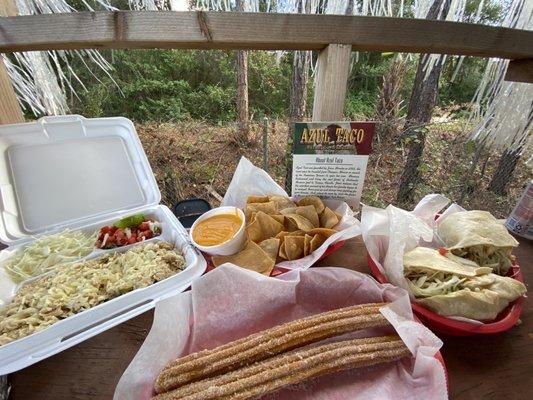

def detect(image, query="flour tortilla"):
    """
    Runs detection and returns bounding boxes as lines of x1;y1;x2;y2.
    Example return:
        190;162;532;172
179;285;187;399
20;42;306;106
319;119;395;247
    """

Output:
437;210;518;249
437;210;518;274
403;247;492;277
415;286;516;321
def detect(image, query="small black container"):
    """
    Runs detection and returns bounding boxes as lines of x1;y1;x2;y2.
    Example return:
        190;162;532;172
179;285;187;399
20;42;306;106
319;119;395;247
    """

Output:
173;198;212;229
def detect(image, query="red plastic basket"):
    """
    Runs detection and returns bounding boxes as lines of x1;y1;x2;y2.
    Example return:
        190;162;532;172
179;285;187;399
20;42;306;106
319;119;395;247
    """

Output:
204;240;346;277
368;255;525;336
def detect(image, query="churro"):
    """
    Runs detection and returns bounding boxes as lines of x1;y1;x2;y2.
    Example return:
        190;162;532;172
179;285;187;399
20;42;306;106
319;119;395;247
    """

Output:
155;303;388;393
152;335;410;400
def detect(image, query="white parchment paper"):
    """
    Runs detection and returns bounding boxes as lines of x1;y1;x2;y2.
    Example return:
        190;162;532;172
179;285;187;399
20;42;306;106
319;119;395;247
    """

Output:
114;264;447;400
360;194;450;291
221;156;361;270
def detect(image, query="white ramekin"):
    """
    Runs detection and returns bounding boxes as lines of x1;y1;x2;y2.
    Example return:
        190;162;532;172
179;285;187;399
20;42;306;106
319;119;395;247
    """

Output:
189;206;246;256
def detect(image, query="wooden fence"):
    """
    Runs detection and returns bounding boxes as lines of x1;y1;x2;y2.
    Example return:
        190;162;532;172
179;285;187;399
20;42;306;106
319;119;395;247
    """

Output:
1;11;532;124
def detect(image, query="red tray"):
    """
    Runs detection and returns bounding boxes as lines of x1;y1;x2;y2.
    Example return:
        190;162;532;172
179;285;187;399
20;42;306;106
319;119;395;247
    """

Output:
368;256;525;336
204;240;345;277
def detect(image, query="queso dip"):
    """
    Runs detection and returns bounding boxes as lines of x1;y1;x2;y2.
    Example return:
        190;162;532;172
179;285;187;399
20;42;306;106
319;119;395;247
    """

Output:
193;212;243;246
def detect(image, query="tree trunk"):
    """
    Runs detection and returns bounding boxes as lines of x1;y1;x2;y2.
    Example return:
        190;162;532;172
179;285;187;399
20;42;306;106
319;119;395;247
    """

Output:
154;0;168;10
289;50;311;122
488;147;522;195
285;0;312;192
375;57;406;141
396;0;450;206
235;0;249;143
345;0;355;15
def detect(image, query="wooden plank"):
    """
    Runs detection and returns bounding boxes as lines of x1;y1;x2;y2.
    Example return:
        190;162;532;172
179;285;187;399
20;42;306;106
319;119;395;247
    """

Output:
0;61;23;124
0;1;18;16
0;12;532;59
0;0;24;125
505;59;533;83
312;43;351;120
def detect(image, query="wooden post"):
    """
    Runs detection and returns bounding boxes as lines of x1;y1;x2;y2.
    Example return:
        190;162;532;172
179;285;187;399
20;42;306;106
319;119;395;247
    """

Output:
0;0;24;124
505;59;533;83
312;44;351;120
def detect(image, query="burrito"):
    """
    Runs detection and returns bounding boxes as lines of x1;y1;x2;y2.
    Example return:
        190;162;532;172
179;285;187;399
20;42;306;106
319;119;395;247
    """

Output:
437;210;519;275
404;247;526;320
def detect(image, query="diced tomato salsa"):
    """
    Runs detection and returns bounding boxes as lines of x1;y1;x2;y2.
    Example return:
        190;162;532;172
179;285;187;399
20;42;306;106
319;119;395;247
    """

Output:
96;218;161;249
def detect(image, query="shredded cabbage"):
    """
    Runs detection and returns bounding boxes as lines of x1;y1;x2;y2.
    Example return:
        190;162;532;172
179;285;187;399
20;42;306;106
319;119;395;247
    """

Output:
451;245;513;275
406;268;467;297
2;230;94;283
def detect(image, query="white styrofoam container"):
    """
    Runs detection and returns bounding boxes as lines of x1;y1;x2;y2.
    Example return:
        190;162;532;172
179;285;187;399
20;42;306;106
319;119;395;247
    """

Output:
0;116;206;374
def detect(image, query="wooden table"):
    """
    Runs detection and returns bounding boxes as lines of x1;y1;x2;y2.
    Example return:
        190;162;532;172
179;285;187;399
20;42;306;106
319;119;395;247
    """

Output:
5;237;532;399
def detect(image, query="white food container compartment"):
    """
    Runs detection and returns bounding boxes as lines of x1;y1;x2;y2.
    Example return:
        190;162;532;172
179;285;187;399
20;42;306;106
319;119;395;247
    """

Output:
0;115;206;374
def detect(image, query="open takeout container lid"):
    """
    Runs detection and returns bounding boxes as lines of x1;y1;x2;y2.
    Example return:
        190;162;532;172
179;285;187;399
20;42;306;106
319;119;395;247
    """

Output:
0;115;160;244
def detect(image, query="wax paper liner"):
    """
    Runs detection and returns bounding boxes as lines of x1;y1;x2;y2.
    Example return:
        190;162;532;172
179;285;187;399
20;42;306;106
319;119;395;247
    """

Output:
114;264;447;400
360;194;487;324
220;156;361;270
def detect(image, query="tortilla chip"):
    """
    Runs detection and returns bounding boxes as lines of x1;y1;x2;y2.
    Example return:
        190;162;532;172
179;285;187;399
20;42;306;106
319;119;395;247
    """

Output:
281;205;319;228
304;234;313;256
287;230;305;236
246;211;284;243
275;230;291;240
278;241;288;259
297;196;325;214
257;211;283;236
320;207;340;229
246;219;261;242
308;228;336;238
284;216;299;232
212;241;275;276
247;212;257;225
284;236;305;260
259;238;280;262
245;201;278;220
268;195;297;210
270;214;285;224
274;230;298;247
246;195;270;204
284;214;314;232
310;234;327;253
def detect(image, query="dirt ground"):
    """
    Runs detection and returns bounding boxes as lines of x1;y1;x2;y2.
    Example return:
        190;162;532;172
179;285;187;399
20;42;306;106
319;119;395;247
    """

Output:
137;120;530;218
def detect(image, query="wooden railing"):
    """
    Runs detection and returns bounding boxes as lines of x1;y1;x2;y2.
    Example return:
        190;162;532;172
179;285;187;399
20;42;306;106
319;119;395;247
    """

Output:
2;12;532;57
0;11;532;123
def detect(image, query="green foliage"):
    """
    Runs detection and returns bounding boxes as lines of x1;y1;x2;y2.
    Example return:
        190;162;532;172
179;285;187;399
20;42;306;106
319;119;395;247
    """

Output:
248;52;291;118
438;57;488;107
345;52;391;118
68;49;291;123
345;92;376;119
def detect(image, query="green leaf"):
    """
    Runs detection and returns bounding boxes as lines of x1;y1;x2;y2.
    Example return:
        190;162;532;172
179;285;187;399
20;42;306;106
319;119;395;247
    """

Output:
114;214;146;229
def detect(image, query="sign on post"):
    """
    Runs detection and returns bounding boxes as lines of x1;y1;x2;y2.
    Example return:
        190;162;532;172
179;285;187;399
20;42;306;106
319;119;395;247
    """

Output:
291;122;375;209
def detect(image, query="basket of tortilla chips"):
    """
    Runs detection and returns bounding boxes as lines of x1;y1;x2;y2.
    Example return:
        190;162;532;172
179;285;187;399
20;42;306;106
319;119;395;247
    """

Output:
196;157;362;276
204;194;348;276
